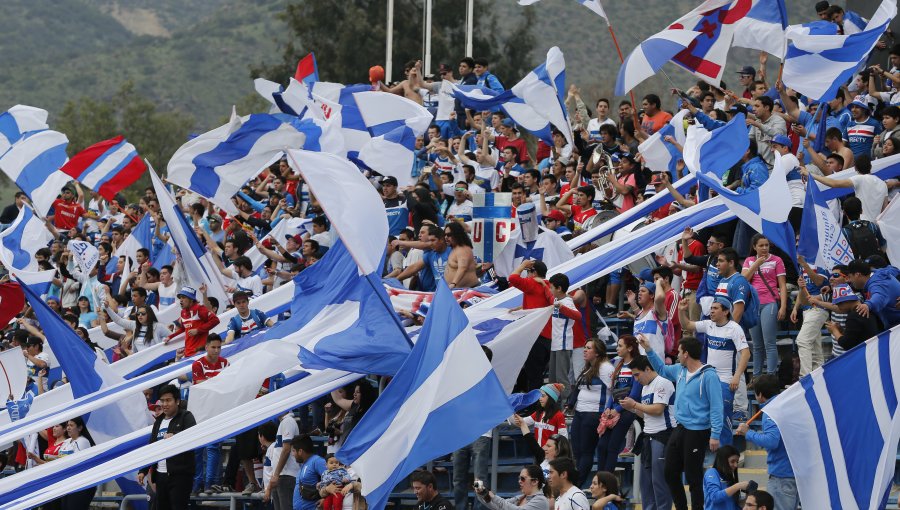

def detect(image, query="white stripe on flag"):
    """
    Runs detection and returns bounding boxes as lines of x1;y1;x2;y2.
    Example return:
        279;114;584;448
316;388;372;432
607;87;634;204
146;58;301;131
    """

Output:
79;143;135;190
809;369;858;509
866;340;892;439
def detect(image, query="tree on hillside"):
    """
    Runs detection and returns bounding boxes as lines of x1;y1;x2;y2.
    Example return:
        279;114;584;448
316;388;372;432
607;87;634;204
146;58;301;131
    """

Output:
252;0;537;87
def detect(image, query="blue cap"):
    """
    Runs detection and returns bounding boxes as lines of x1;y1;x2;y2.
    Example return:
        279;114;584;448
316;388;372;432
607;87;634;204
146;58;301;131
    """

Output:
501;118;515;128
713;295;733;310
177;286;197;301
832;284;859;304
849;100;870;112
640;282;656;295
771;134;792;148
638;268;654;283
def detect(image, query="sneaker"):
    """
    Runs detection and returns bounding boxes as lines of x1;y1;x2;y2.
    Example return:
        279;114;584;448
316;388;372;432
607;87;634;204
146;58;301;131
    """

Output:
619;446;634;457
242;483;260;496
602;305;618;317
209;485;226;494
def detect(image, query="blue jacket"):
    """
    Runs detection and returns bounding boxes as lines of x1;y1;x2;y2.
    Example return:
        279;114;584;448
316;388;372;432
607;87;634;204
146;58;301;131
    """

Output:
735;156;769;193
694;111;726;131
746;401;793;478
648;350;723;435
864;266;900;329
702;468;741;510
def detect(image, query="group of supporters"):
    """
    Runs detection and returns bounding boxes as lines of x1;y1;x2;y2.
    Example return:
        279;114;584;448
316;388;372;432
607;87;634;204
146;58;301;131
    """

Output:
3;2;900;510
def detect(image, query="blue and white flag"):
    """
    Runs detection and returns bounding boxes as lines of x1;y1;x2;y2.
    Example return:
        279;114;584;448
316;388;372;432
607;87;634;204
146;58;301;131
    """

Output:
452;85;554;144
731;0;790;59
473;218;519;269
783;0;896;102
638;109;689;177
0;130;71;216
764;326;900;510
682;113;750;179
0;105;49;156
799;176;853;271
353;91;434;138
263;241;410;375
149;165;229;310
616;29;700;96
337;281;513;510
518;0;608;24
0;205;53;273
842;10;870;35
473;192;513;219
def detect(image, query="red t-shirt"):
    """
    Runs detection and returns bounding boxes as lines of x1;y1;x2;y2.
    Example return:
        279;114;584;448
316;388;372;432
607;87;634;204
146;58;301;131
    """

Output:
571;205;597;231
650;203;670;220
530;410;567;446
508;274;554;338
192;356;229;384
51;199;86;230
173;303;221;357
677;239;706;291
495;136;529;163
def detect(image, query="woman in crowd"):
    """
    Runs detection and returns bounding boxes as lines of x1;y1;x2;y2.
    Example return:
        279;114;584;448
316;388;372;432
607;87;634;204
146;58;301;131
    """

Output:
59;417;97;510
324;385;351;455
522;383;568;447
568;339;614;486
103;304;168;355
330;381;378;451
741;234;788;376
74;326;107;361
474;464;549;510
28;422;66;465
588;471;624;510
75;296;98;329
513;411;573;481
595;335;642;472
702;445;750;510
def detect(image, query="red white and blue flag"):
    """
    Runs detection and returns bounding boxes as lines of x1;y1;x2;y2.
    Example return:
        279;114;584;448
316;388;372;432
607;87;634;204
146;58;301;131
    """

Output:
294;52;319;86
60;136;146;201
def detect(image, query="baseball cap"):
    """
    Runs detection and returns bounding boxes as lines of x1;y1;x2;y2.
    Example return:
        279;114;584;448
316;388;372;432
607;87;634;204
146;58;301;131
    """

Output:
771;134;792;148
640;281;657;295
713;295;733;310
286;233;303;245
177;286;197;301
232;291;251;302
382;176;399;186
737;65;756;76
832;284;859;304
501;118;516;128
643;184;657;197
638;268;654;283
849;100;870;112
545;209;566;222
369;65;385;84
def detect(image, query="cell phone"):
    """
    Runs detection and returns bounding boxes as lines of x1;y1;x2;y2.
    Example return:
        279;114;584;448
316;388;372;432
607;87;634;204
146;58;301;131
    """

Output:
745;480;758;493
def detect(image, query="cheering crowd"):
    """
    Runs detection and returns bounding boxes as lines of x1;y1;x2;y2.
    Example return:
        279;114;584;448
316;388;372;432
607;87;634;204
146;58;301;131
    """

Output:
4;2;900;510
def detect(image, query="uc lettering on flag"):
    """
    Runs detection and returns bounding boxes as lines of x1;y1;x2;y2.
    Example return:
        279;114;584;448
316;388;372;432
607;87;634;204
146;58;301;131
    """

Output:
472;219;516;263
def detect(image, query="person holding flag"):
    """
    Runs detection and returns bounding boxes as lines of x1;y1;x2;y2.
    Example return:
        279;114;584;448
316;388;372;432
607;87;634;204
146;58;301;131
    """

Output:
168;286;220;357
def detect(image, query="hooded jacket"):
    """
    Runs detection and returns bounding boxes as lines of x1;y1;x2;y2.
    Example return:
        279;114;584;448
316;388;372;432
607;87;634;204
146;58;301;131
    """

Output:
863;266;900;329
647;350;723;436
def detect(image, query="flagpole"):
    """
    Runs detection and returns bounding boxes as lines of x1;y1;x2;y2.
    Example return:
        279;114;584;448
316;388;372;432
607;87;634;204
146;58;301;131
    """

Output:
386;0;395;82
423;0;433;75
606;22;641;128
465;0;474;57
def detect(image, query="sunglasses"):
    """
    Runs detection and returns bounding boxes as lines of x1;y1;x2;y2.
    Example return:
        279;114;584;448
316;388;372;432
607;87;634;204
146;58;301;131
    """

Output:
519;476;532;482
454;188;467;192
831;273;844;278
137;312;147;317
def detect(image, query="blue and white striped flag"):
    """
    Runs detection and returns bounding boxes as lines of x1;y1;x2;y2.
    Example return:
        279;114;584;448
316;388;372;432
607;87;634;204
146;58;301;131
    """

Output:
518;0;608;24
637;109;689;177
764;326;900;510
0;130;71;216
798;175;854;272
337;280;513;510
0;205;53;273
783;0;896;102
451;84;554;144
616;29;700;96
0;105;49;156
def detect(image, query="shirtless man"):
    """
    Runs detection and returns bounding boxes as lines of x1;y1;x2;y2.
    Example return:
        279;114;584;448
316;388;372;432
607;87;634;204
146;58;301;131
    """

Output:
379;59;425;104
443;222;480;288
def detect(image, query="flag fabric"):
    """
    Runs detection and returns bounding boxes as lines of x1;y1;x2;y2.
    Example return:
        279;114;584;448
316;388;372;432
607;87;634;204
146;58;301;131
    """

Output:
0;283;25;329
731;0;790;58
799;175;854;271
783;0;896;102
149;164;229;310
473;193;514;219
67;239;100;277
637;109;689;176
337;281;514;510
0;205;53;273
385;286;495;315
518;0;608;23
167;110;335;216
473;218;519;268
353;91;433;138
0;130;70;216
764;326;900;510
262;240;411;375
268;216;313;252
877;194;900;267
0;347;27;402
0;105;49;156
294;52;319;85
59;136;146;201
682;113;751;179
511;228;575;272
616;29;701;96
451;84;555;144
843;10;870;35
815;152;900;201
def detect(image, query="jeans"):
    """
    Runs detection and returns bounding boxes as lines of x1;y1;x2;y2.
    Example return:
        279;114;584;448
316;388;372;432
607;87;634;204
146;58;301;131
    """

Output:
194;443;221;490
664;425;710;510
595;411;636;472
155;471;193;510
750;302;779;375
768;475;800;510
570;411;600;487
719;382;734;446
272;475;297;510
452;435;492;510
796;307;828;377
639;434;672;510
516;337;550;392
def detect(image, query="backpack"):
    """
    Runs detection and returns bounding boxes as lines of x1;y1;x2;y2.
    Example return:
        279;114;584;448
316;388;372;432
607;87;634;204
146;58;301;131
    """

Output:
738;284;761;330
844;220;879;261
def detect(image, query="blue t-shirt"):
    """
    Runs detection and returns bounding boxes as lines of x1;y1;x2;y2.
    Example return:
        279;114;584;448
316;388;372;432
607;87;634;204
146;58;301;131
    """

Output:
293;454;327;510
846;116;883;157
421;246;452;290
716;272;751;305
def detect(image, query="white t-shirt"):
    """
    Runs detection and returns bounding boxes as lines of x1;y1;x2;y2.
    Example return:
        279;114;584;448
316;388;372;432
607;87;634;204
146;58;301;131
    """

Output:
26;352;51;392
447;200;474;220
263;443;276;488
275;415;301;478
781;153;804;208
58;436;91;457
633;309;668;358
850;174;888;221
555;485;590;510
574;362;615;413
640;375;677;434
587;117;616;141
550;296;577;351
694;319;749;382
156;417;173;473
236;274;264;298
158;281;178;308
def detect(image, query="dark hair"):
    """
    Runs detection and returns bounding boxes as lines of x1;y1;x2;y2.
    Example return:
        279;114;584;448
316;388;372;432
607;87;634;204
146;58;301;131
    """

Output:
749;233;769;258
542;174;557;184
66;416;96;446
146;267;160;280
158;383;180;401
592;471;621;504
846;259;872;276
679;336;702;360
537;388;561;424
746;138;758;157
531;260;548;278
699;91;715;102
629;354;653;372
351;381;378;426
444;221;472;248
522;465;548;496
843;196;863;221
473;57;489;67
751;374;781;399
410;470;437;488
825;127;844;141
756;96;774;112
548;273;570;292
459;57;475;68
611;335;640;384
233;256;253;271
258;420;278;442
598;124;619;138
311;215;328;227
718;247;739;268
291;434;315;453
206;332;222;345
651;266;673;283
884;105;900;119
548;457;578;483
643;94;661;109
749;489;775;510
827;152;844;168
855;154;872;174
713;444;741;488
576;185;596;200
577;339;609;390
131;287;148;299
547;434;572;460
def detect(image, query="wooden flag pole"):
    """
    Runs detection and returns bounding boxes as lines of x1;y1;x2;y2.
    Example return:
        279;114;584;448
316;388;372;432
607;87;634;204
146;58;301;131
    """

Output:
607;23;642;129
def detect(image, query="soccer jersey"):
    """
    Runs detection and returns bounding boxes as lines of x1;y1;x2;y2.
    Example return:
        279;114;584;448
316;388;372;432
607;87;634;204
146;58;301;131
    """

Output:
694;319;748;382
640;375;677;434
846;116;882;157
191;356;229;384
275;414;300;477
51;199;85;230
633;308;668;358
550;296;579;351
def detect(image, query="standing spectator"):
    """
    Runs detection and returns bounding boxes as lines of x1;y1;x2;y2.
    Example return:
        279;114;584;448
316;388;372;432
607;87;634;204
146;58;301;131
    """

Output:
548;274;581;391
268;412;301;510
737;66;756;99
806;154;886;221
702;445;749;510
225;291;275;344
568;339;614;486
259;422;279;504
50;185;87;235
58;417;97;509
292;434;327;510
595;335;642;472
741;235;788;377
791;257;831;377
587;99;617;142
168;286;220;357
846;100;882;158
523;383;568;447
473;58;504;92
508;260;554;392
103;304;167;355
619;355;675;510
640;94;673;135
191;334;229;496
547;458;589;510
316;456;351;510
841;197;885;261
329;381;378;451
735;375;798;510
625;274;670;358
639;334;723;510
139;384;196;510
411;470;452;510
846;260;900;328
747;96;787;166
824;283;882;351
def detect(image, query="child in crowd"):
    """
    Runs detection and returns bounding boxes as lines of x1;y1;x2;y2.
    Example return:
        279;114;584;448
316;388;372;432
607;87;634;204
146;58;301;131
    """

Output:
317;454;351;510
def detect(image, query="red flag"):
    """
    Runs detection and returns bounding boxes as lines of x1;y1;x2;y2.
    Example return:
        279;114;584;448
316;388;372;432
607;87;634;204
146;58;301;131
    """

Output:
0;283;25;325
294;53;319;85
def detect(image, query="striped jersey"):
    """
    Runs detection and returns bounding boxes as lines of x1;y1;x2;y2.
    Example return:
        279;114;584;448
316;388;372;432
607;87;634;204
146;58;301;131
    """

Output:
550;296;579;350
191;356;229;384
694;319;748;382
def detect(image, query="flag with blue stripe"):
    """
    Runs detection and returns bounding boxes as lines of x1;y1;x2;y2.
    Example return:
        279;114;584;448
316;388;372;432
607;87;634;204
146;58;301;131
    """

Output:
473;193;513;219
337;280;513;510
638;109;689;177
0;130;71;216
764;326;900;510
798;175;854;272
0;205;53;273
59;136;147;201
783;0;896;102
731;0;789;58
682;112;750;180
0;105;49;156
518;0;609;24
616;29;700;96
451;84;555;144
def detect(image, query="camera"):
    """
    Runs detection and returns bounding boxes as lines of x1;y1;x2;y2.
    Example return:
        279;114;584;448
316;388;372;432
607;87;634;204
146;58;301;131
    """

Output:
473;480;486;492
